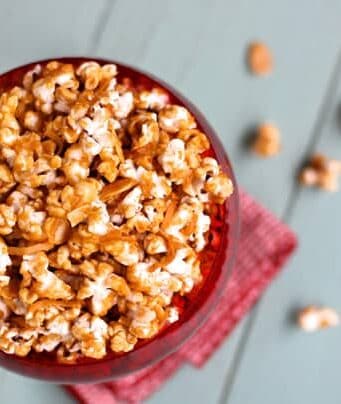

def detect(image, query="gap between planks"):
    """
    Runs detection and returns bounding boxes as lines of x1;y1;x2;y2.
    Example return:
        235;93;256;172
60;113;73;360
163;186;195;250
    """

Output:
87;0;117;55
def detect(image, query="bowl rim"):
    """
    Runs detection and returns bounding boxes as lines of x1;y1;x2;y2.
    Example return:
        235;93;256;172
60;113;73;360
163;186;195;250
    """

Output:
0;57;240;382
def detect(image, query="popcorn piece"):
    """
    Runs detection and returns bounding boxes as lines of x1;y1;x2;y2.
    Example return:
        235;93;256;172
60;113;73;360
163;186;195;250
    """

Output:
126;260;182;298
76;61;102;90
164;247;201;293
0;238;11;286
0;91;20;147
25;299;81;328
56;340;80;364
17;205;46;241
62;145;90;184
6;191;28;214
97;151;120;182
67;199;110;236
118;186;142;219
34;315;71;352
48;245;72;270
44;217;70;245
166;307;179;324
78;260;130;316
23;64;42;90
109;322;137;353
104;239;141;266
158;138;188;182
163;202;192;242
87;200;110;235
183;157;220;200
20;253;74;303
144;233;167;255
24;110;42;131
128;112;159;149
297;306;340;332
0;299;10;324
0;325;37;356
248;42;273;75
119;159;138;180
300;154;341;192
139;170;171;199
0;205;16;235
299;167;318;187
178;129;210;156
204;173;234;204
72;313;108;359
127;305;158;339
135;88;169;111
158;105;196;133
110;91;134;119
252;123;281;157
0;164;15;195
67;225;100;259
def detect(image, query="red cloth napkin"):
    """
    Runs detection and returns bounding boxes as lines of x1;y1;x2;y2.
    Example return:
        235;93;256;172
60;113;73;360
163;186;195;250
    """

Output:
67;190;297;404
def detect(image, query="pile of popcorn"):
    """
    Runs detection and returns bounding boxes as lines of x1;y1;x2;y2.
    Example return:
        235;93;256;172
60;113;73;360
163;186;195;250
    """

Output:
0;61;233;362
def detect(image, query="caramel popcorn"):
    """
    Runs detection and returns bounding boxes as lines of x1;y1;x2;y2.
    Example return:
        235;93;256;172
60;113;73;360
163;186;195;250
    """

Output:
0;205;16;235
0;61;233;362
297;306;340;332
299;154;341;192
247;42;273;75
252;123;281;157
77;260;130;316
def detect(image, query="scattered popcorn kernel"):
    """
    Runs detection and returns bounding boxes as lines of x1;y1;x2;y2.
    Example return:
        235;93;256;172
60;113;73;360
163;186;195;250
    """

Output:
0;60;233;361
297;306;340;332
299;154;341;192
299;167;318;187
247;42;273;75
252;123;281;157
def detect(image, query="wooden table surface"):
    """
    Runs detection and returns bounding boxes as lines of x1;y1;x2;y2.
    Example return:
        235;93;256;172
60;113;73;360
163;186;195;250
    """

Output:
1;1;341;403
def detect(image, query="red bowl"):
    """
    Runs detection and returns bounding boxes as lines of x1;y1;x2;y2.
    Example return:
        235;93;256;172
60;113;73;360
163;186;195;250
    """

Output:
0;58;239;383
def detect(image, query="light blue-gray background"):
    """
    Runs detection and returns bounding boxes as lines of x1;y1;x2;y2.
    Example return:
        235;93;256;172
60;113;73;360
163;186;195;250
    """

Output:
1;1;341;403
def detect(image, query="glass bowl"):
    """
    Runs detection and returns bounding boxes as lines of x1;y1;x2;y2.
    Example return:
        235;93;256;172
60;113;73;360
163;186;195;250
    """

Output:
0;58;239;383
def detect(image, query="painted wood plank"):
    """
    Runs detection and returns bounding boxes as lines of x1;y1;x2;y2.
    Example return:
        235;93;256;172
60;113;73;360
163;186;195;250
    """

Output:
225;177;341;403
0;370;74;404
0;0;109;72
148;318;249;404
224;9;341;404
